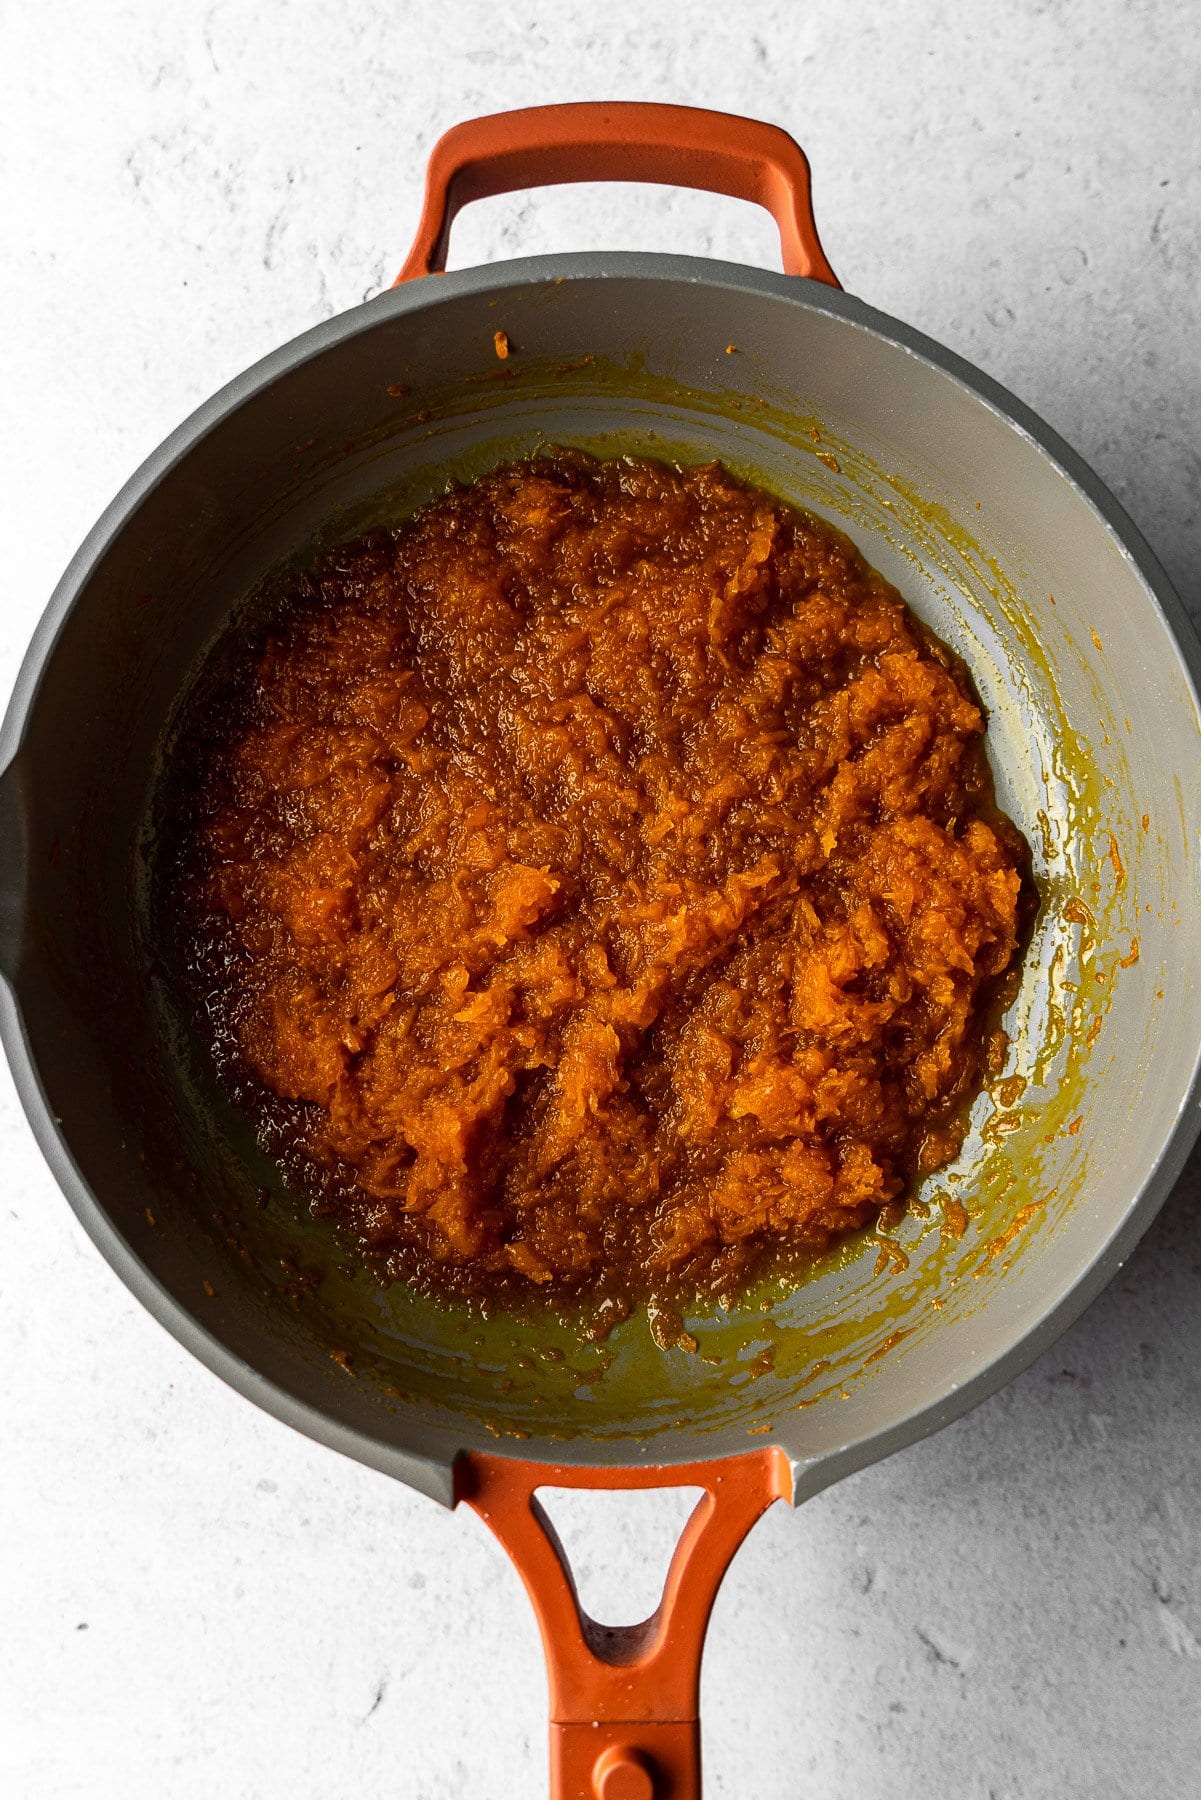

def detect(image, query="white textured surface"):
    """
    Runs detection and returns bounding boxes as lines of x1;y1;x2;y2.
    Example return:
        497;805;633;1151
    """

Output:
2;3;1200;1795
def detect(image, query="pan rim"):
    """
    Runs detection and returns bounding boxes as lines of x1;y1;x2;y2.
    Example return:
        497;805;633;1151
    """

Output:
2;250;1200;1497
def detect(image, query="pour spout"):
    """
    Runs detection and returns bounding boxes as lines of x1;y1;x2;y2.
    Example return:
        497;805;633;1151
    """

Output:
0;755;25;987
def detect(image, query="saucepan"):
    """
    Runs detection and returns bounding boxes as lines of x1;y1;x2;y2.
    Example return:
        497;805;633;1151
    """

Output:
2;104;1200;1799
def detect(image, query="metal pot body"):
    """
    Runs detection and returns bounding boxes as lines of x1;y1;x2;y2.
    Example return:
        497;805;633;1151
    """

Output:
2;254;1200;1508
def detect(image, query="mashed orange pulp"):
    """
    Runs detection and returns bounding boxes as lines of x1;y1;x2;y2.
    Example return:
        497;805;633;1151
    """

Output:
165;453;1028;1317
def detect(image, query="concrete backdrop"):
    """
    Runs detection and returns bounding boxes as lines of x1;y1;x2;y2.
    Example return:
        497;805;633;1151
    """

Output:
2;3;1199;1795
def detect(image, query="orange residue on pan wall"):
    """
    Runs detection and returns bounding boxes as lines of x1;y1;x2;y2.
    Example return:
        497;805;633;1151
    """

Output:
863;1328;911;1366
874;1237;910;1276
1063;897;1096;939
941;1196;970;1239
984;1111;1025;1139
794;1358;835;1406
1107;833;1126;889
974;1198;1046;1275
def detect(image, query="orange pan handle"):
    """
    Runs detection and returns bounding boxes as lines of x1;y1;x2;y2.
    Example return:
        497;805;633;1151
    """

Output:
394;102;840;288
456;1447;792;1800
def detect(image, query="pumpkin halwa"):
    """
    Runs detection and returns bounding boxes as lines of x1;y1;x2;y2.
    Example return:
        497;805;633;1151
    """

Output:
164;452;1028;1319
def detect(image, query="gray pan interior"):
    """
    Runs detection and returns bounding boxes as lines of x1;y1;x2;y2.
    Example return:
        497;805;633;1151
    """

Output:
1;257;1199;1508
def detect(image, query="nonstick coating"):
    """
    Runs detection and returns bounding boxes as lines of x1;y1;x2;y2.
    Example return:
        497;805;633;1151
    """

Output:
1;256;1199;1507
